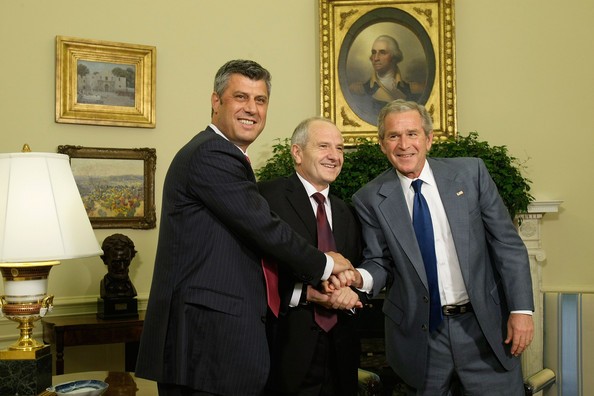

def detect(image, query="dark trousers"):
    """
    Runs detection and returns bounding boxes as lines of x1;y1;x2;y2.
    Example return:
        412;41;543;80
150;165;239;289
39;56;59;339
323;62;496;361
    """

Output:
265;332;337;396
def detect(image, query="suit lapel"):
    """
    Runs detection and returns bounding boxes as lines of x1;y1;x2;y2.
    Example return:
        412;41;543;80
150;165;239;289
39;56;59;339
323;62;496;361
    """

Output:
376;170;428;288
285;174;317;242
429;159;470;281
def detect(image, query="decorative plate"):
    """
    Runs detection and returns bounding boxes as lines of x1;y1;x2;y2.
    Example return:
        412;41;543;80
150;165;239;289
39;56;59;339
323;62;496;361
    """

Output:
47;380;108;396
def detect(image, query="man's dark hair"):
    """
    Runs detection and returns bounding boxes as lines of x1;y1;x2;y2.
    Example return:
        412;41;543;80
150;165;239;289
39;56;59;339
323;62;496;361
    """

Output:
213;59;272;98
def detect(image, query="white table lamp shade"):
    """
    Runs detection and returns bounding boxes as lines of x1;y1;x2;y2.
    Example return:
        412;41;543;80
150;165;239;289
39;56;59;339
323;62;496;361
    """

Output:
0;152;102;262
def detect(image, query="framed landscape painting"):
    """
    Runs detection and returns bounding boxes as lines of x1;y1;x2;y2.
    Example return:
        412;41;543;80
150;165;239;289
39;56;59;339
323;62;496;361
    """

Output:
57;145;156;229
56;36;156;128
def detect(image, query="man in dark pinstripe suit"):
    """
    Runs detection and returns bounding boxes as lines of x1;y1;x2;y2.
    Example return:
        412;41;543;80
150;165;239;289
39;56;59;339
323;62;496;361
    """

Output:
135;60;355;396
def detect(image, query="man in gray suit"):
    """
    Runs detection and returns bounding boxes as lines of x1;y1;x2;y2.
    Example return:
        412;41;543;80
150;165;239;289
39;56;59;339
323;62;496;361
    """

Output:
135;60;354;396
347;99;534;395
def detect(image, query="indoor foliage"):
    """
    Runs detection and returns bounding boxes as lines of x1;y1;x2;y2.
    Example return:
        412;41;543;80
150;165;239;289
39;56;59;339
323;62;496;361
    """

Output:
255;132;533;219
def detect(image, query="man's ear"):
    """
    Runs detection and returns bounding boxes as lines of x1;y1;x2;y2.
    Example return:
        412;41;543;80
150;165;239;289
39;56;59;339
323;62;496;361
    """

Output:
291;144;302;165
211;92;220;114
426;131;434;151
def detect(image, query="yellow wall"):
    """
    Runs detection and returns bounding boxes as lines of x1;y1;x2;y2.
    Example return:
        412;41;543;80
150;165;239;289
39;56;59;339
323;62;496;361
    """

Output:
1;0;592;344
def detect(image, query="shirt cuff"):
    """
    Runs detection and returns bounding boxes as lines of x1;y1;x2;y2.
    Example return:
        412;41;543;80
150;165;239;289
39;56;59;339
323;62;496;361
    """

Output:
289;283;304;307
511;310;533;315
356;268;374;293
322;253;333;280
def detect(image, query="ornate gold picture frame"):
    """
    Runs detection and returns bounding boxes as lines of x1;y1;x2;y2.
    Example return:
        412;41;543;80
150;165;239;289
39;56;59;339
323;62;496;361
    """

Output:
56;36;156;128
57;145;157;229
319;0;456;145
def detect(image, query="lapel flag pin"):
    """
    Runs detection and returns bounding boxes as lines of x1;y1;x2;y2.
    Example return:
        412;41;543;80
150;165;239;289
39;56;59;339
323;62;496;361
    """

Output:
456;191;464;196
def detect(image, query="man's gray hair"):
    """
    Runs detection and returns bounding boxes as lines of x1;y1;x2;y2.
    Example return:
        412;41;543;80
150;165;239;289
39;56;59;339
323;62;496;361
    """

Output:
290;116;335;147
377;99;433;139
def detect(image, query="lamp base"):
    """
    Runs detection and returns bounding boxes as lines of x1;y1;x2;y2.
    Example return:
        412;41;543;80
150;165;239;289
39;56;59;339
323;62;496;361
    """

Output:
0;345;52;395
97;297;138;319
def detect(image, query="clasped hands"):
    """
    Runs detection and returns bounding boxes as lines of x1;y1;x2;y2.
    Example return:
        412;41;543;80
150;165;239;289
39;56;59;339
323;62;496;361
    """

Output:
307;252;364;311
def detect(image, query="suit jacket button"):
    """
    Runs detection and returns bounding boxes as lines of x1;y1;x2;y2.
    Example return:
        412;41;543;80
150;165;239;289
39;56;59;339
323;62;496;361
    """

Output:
421;324;428;332
423;296;429;303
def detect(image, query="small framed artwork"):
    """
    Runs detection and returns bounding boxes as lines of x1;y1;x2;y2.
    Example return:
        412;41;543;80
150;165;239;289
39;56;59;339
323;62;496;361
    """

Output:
56;36;156;128
57;145;157;229
319;0;456;145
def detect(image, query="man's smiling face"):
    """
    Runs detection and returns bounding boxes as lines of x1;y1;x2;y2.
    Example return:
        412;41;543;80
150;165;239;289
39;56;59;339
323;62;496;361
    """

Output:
292;120;344;191
379;110;433;179
211;73;269;151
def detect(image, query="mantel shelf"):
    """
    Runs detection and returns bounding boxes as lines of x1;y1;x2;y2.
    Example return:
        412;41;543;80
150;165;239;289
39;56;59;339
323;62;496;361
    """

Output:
526;200;563;214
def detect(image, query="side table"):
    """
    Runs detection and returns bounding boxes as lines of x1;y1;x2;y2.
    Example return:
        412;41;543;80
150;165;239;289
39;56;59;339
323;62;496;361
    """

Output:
39;370;157;395
42;312;144;375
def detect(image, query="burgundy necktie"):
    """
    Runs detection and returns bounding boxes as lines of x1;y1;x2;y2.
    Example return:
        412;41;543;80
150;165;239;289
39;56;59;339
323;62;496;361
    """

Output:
311;192;338;332
262;259;280;317
245;154;281;317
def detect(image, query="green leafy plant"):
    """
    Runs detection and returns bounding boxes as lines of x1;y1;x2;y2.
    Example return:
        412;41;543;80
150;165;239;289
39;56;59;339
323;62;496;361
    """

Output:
255;138;294;181
255;132;533;219
430;132;533;219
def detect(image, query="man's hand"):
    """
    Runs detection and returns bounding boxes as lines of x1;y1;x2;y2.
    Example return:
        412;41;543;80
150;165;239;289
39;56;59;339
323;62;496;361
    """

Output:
327;286;363;310
307;285;362;310
505;313;534;356
328;251;352;273
327;267;364;290
327;251;355;287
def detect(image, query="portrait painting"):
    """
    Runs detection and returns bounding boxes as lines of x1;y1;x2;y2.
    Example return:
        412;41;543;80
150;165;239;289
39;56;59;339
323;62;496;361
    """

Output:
339;8;435;126
320;0;456;145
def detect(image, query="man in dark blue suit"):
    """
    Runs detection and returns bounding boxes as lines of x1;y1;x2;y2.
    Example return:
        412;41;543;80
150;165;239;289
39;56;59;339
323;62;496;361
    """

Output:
135;60;355;396
348;100;534;395
259;117;362;396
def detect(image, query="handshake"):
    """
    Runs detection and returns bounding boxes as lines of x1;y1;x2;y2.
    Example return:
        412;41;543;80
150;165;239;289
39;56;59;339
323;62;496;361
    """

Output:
307;251;365;311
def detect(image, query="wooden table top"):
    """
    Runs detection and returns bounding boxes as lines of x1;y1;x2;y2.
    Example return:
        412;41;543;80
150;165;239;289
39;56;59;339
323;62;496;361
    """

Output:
40;371;157;395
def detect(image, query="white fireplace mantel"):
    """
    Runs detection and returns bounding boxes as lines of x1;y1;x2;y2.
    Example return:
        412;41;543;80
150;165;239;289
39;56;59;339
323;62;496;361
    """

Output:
517;200;562;385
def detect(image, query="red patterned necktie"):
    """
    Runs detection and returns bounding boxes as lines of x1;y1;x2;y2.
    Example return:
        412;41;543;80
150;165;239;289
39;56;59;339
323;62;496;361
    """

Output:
262;259;280;317
245;153;280;316
311;192;338;332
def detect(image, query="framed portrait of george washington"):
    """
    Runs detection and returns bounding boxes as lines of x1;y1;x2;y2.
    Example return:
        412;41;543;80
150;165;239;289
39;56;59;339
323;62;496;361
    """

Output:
319;0;456;145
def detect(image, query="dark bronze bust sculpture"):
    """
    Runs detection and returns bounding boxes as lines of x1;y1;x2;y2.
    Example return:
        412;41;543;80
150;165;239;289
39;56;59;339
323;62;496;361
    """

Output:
100;233;138;299
97;233;139;319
